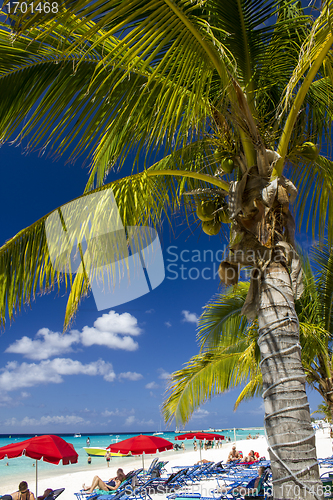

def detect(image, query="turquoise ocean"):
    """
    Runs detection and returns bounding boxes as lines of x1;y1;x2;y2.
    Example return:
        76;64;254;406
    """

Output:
0;429;264;487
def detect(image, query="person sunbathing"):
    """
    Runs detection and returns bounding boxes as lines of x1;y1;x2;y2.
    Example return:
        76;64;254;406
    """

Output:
37;489;53;500
227;445;240;462
244;450;256;462
195;458;210;465
11;481;36;500
83;468;126;494
218;466;267;497
231;466;267;497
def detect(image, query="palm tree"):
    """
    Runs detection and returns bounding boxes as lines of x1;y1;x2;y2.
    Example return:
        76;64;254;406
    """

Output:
162;246;333;424
311;403;332;424
1;1;333;497
301;245;333;422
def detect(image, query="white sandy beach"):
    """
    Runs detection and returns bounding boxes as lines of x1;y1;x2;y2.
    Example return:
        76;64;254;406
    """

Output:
1;432;332;500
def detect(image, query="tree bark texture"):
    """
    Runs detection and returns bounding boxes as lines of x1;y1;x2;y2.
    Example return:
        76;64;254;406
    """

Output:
258;262;323;500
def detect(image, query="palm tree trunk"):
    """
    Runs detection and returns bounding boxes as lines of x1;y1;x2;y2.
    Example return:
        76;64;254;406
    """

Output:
258;261;323;500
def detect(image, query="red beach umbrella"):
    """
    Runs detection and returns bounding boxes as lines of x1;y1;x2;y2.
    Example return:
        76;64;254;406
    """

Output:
174;432;224;441
107;434;173;472
175;432;224;461
0;435;78;497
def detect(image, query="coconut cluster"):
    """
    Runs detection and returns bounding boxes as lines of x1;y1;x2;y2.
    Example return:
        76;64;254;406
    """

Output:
297;141;319;161
214;149;235;174
196;200;231;235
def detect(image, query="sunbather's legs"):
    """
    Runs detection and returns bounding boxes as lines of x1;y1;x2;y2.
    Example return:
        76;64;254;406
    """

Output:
84;476;109;493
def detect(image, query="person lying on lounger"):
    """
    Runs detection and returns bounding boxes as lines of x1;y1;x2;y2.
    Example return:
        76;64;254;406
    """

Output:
231;466;267;497
227;445;241;462
11;481;36;500
244;450;256;462
37;489;53;500
83;468;126;493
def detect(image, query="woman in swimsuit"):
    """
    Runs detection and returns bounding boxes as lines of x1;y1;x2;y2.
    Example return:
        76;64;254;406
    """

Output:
244;450;256;462
83;468;126;494
11;481;36;500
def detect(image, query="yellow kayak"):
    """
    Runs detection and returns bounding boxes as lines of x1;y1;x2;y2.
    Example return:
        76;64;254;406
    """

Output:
83;447;130;457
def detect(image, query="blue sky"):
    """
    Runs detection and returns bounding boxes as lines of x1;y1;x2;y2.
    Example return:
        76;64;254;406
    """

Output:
0;137;323;434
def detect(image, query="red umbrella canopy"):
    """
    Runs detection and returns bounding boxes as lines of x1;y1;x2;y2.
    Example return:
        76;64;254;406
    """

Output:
174;432;224;441
0;435;78;465
107;434;173;455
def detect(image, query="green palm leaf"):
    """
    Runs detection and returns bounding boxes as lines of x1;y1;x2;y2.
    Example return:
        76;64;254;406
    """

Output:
0;156;229;330
163;247;333;425
163;315;256;425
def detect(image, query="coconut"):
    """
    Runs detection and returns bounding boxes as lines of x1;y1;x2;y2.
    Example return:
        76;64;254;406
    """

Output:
299;142;318;161
196;201;216;221
202;220;221;235
218;261;239;285
219;209;232;223
214;149;223;162
221;157;235;173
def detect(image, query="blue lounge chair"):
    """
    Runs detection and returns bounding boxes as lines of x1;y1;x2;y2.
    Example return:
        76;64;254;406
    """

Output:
167;466;271;500
320;471;333;498
42;489;65;500
75;470;143;500
147;458;159;476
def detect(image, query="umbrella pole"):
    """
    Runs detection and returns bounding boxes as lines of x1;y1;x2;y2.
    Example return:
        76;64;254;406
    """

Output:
234;427;236;444
142;452;145;477
35;459;38;499
199;442;202;463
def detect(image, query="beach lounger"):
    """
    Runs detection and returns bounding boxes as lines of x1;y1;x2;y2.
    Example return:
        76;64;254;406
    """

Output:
1;492;65;500
81;489;128;500
42;489;65;500
320;471;333;498
137;468;190;494
146;459;169;479
168;471;271;500
146;458;159;476
319;457;333;469
154;460;169;475
75;470;143;500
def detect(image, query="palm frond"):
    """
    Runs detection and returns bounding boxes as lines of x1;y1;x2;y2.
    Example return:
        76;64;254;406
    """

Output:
162;316;254;425
311;244;333;334
197;283;249;349
203;0;279;91
234;371;262;410
289;154;333;243
0;158;230;330
276;2;333;169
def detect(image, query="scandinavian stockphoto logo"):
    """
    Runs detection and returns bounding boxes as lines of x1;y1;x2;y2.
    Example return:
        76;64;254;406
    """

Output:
45;190;165;310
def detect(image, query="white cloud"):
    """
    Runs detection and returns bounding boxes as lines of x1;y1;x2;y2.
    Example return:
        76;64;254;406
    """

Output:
181;310;199;324
192;408;210;419
5;328;81;360
145;382;159;390
81;311;141;351
137;419;154;426
6;311;142;361
0;394;14;406
102;408;135;418
4;415;87;427
125;415;135;426
164;322;172;328
81;326;138;351
21;392;30;399
249;403;265;415
0;358;116;392
158;369;171;380
93;311;142;336
118;372;143;381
